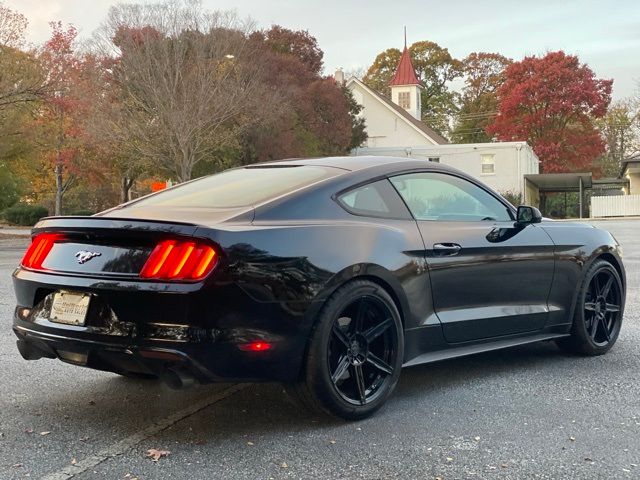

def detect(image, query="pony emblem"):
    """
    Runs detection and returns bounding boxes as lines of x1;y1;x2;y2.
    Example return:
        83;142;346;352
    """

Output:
75;250;102;264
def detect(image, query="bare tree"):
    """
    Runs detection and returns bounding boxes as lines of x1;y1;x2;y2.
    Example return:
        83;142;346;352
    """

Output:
92;0;273;183
0;4;46;114
0;3;27;48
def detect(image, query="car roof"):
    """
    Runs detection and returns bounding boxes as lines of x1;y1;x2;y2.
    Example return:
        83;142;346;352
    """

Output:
251;155;460;175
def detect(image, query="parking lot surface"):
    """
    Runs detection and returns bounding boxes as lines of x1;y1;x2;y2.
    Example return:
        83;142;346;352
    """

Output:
1;219;638;479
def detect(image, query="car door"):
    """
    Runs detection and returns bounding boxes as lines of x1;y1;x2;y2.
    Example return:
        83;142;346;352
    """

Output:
389;171;555;343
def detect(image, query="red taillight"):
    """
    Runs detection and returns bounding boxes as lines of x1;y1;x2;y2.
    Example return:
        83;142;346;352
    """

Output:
140;239;218;281
238;342;272;352
21;233;65;270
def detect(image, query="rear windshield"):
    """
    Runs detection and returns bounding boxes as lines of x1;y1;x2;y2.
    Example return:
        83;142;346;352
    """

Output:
133;166;340;208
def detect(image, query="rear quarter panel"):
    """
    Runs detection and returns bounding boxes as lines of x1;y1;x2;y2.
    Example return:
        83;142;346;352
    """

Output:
200;218;430;334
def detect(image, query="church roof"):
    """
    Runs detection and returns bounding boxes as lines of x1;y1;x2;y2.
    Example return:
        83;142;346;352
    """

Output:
347;78;447;145
389;47;421;87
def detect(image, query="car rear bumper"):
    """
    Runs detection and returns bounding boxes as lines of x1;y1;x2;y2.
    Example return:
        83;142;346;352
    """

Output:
12;268;313;384
12;314;304;384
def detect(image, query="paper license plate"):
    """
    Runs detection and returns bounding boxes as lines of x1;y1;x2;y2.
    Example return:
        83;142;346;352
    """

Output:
50;291;91;326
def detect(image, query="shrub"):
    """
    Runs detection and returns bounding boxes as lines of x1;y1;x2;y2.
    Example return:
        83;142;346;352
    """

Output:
499;190;523;206
3;203;49;226
66;209;95;216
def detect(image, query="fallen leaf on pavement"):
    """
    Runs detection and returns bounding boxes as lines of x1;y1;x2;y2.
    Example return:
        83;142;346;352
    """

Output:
146;449;170;462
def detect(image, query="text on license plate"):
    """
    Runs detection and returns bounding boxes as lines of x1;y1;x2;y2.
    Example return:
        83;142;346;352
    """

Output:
50;291;91;326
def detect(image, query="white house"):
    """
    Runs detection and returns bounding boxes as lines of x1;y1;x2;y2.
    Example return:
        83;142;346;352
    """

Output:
343;44;447;148
341;41;540;203
353;143;540;203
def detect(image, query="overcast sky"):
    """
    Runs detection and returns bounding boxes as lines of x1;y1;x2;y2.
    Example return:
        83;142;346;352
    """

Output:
6;0;639;100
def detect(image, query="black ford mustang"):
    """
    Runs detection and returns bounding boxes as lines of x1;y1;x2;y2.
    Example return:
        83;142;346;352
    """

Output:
12;156;626;419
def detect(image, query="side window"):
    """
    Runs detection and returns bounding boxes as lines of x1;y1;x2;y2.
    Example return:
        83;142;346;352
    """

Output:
337;179;411;219
389;172;513;222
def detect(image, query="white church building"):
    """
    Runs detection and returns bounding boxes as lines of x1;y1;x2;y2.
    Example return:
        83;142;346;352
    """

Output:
340;43;540;203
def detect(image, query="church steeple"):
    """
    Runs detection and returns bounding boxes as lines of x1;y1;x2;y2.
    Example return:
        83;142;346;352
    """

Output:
389;29;423;120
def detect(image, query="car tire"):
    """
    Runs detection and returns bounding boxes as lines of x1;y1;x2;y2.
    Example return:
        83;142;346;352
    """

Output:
556;259;624;356
287;279;404;420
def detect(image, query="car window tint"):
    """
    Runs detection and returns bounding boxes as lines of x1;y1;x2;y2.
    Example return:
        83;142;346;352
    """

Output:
133;166;341;208
340;185;389;213
337;179;412;219
390;172;512;222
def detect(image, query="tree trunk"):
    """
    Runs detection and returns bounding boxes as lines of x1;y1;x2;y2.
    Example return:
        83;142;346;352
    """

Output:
120;177;133;204
179;146;192;183
54;159;64;216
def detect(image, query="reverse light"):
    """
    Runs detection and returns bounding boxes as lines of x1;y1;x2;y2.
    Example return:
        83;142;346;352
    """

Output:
140;239;218;281
21;233;65;270
238;342;273;352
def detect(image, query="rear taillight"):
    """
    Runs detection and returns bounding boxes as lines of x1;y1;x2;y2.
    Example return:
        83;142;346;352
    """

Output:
21;233;65;270
140;239;218;281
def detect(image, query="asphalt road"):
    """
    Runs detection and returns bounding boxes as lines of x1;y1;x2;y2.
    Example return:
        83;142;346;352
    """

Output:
1;220;638;480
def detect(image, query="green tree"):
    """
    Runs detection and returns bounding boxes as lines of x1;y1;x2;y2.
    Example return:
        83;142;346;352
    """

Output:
363;41;462;137
595;100;639;177
342;85;367;149
0;163;19;210
451;52;512;143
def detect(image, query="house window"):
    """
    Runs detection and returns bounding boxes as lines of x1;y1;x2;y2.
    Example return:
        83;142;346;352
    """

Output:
428;157;440;163
481;154;495;174
398;91;410;109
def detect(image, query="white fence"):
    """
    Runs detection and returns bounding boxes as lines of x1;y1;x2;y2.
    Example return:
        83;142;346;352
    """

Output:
591;195;640;217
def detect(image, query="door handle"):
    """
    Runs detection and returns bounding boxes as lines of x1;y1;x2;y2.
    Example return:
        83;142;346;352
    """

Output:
433;243;462;256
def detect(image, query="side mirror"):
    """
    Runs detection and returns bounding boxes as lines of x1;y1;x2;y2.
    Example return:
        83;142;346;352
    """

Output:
516;205;542;225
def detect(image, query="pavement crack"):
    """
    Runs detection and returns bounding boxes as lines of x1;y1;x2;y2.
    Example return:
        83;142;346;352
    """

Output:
39;384;247;480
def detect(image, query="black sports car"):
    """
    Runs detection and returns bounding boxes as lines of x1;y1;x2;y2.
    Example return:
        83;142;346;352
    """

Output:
12;156;626;419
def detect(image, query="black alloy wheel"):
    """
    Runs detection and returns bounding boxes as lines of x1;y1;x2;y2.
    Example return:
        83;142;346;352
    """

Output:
557;259;624;355
583;267;622;347
328;296;398;406
288;280;404;420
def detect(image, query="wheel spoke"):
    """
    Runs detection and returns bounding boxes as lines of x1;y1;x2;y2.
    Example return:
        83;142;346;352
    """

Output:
366;352;393;375
590;315;599;339
592;274;601;297
605;303;620;312
600;275;614;298
600;316;611;342
364;317;393;343
352;298;367;334
352;364;367;404
331;356;350;384
332;324;350;349
584;302;597;311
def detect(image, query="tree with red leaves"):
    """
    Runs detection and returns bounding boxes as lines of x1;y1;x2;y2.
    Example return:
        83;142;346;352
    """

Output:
487;51;612;173
37;22;90;215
